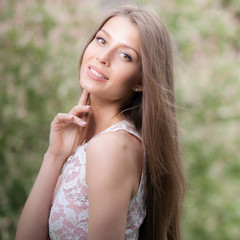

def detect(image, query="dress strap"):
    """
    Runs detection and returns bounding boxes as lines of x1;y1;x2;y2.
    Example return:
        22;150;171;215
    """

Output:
97;120;142;142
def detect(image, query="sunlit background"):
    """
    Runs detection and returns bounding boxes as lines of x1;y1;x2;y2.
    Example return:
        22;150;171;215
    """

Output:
0;0;239;239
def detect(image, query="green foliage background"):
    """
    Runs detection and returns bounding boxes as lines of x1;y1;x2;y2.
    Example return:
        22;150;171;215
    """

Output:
0;0;239;239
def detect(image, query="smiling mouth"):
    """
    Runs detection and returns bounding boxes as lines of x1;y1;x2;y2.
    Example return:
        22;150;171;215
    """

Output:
89;67;108;80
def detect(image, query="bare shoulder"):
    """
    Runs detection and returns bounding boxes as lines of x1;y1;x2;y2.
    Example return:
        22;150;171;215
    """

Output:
86;130;142;169
85;131;142;238
86;130;142;196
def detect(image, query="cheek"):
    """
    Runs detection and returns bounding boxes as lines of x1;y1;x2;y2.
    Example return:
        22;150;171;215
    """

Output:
80;44;94;70
114;65;140;88
83;42;96;60
81;50;90;67
79;48;92;84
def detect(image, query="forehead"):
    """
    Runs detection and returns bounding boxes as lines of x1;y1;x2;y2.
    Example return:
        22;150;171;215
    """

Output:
101;16;140;52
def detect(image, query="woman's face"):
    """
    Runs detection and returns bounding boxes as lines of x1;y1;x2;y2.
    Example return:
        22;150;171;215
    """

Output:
80;16;141;104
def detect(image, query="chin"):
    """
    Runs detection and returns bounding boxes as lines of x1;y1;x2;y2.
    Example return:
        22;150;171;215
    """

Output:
80;80;97;94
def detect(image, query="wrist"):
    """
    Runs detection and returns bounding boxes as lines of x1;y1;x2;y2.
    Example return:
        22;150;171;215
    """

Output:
43;151;67;170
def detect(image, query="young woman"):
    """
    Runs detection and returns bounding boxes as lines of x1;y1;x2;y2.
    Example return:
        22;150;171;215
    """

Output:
16;5;185;240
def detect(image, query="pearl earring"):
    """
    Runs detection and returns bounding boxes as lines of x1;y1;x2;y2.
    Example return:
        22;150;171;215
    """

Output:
135;87;139;92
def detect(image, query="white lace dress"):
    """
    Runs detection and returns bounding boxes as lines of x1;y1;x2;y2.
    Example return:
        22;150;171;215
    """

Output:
48;120;146;240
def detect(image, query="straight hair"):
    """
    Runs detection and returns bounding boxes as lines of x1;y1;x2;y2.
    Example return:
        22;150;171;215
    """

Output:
78;5;186;240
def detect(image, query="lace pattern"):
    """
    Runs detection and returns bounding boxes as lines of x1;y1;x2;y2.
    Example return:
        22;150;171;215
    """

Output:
49;120;146;240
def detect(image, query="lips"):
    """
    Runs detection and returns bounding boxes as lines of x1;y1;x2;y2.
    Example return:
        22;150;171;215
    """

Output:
88;65;109;81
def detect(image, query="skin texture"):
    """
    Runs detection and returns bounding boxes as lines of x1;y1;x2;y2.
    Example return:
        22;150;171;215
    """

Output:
80;16;142;105
16;16;143;240
86;131;142;240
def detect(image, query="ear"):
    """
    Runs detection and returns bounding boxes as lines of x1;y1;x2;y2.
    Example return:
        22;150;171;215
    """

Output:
132;69;143;92
132;83;143;92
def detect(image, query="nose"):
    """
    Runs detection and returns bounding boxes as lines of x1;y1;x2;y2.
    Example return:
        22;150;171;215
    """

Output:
96;50;111;67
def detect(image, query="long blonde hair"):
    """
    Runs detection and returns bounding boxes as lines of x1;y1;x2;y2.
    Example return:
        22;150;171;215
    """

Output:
79;5;186;240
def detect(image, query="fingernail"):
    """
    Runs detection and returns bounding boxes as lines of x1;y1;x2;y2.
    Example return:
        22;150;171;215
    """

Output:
81;120;87;125
84;105;91;109
68;114;74;119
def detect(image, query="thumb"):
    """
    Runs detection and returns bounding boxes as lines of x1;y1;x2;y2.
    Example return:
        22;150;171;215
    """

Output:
78;89;90;106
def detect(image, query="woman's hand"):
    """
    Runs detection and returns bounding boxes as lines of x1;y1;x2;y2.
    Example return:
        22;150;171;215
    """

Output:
16;91;91;240
46;89;91;164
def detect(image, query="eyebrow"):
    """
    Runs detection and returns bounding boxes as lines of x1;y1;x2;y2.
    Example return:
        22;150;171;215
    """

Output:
99;29;140;59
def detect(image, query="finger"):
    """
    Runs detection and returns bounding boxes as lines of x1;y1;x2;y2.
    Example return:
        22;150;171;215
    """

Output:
68;105;92;116
78;89;89;106
70;115;88;127
76;111;92;146
53;113;73;122
62;115;88;127
79;115;90;142
51;113;73;126
52;113;87;127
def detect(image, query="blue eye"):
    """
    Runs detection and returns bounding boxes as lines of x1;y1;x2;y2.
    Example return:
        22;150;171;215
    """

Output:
120;53;132;62
96;37;106;45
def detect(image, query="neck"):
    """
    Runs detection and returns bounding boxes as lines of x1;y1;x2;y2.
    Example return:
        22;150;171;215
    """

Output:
85;94;125;141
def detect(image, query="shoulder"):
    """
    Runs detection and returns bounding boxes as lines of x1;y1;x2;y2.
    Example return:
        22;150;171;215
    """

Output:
86;130;141;169
85;131;142;238
85;130;142;195
89;129;140;151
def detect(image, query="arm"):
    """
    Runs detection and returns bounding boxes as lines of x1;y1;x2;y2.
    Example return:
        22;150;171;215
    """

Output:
16;90;91;240
52;175;62;202
86;131;142;240
15;153;63;240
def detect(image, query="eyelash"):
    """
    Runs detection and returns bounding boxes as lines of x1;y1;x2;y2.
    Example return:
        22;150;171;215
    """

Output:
96;37;106;45
95;36;132;62
119;53;132;62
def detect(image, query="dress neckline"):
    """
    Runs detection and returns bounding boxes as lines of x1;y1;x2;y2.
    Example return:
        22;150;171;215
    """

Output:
83;119;134;145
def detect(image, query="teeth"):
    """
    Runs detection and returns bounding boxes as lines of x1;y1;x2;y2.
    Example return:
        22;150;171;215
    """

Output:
90;68;104;78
